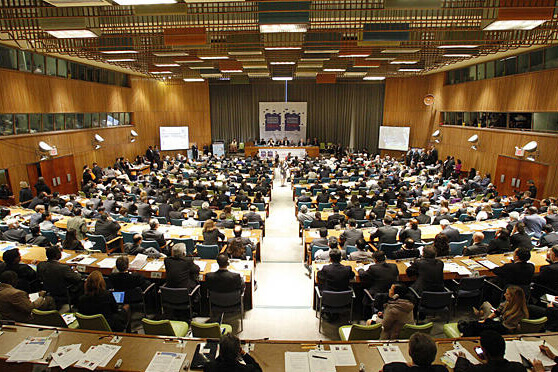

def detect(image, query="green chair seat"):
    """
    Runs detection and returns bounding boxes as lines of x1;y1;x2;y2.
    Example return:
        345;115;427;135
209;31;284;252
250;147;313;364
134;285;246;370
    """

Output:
399;322;433;339
443;323;461;338
190;321;232;338
75;313;112;332
31;309;78;329
520;317;547;334
142;318;189;337
338;323;381;341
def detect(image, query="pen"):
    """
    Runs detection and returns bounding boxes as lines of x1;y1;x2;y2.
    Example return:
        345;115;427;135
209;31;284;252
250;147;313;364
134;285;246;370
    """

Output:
312;355;327;360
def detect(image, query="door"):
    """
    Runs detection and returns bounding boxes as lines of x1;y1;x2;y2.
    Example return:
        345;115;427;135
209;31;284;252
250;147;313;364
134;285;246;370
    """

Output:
517;160;548;198
41;155;78;195
494;155;521;197
495;155;549;198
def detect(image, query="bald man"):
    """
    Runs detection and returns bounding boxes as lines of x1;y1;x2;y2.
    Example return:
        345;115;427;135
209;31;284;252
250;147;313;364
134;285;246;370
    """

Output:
462;232;489;256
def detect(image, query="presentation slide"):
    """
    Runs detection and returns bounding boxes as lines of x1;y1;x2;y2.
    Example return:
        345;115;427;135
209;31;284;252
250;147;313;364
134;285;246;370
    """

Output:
212;143;225;157
159;126;189;151
378;126;410;151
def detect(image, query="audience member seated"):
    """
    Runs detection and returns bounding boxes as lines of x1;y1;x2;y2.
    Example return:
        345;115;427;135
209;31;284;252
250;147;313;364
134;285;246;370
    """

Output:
370;216;398;247
510;222;533;250
164;243;200;291
346;202;366;220
142;219;166;249
2;219;27;243
297;189;311;203
226;226;253;251
533;245;558;293
487;228;511;254
398;219;421;243
416;206;431;225
309;211;327;228
310;227;329;250
455;330;527;372
109;256;150;292
317;248;354;292
197;202;217;222
367;283;414;340
125;233;164;258
393;238;421;260
206;254;245;294
359;251;399;313
463;232;488;256
297;205;313;225
521;206;546;238
66;208;88;240
39;211;58;232
432;207;454;225
94;209;121;242
439;219;460;242
546;206;558;231
2;248;38;293
314;237;345;261
202;219;225;246
29;204;46;226
0;270;55;322
406;245;444;294
340;219;364;248
348;238;373;261
539;224;558;248
181;210;199;227
77;270;129;332
458;286;528;336
382;333;448;372
244;205;263;226
492;248;534;289
59;202;75;216
431;233;450;257
203;333;262;372
37;246;82;306
326;205;345;228
25;224;51;247
226;238;247;260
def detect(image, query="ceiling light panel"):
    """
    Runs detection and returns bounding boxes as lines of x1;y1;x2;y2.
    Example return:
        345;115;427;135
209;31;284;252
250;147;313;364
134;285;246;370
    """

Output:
45;30;98;38
114;0;176;4
381;48;420;53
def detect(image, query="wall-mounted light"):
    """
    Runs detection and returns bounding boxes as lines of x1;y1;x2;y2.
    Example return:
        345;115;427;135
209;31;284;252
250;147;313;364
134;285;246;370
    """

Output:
130;129;138;143
93;134;104;150
468;134;479;150
431;129;441;143
37;141;55;161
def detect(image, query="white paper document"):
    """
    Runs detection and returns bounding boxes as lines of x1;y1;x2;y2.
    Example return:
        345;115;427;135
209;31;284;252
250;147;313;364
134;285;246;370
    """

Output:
143;260;164;272
210;262;219;272
97;258;117;269
50;344;84;369
130;254;148;270
285;352;310;372
67;254;97;265
330;344;356;366
145;351;187;372
308;350;336;372
513;340;558;367
478;260;499;269
440;342;480;368
7;337;52;362
62;313;76;326
28;292;40;302
193;260;207;271
75;344;121;370
377;345;407;364
504;341;523;363
60;251;72;261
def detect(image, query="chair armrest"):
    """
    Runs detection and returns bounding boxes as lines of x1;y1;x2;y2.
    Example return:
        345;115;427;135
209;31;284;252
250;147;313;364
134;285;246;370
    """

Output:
484;279;503;292
363;288;375;302
107;236;123;245
409;287;421;300
451;279;460;286
314;286;322;299
189;284;201;297
142;283;156;296
351;290;356;299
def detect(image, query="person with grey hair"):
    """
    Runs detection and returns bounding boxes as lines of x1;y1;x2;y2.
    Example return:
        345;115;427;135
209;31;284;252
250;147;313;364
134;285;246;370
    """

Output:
2;219;26;243
141;219;166;249
124;233;165;258
182;210;200;227
102;193;116;214
59;201;74;216
29;204;46;226
507;211;520;232
297;189;311;203
197;201;216;221
297;204;314;225
439;219;460;242
164;243;200;292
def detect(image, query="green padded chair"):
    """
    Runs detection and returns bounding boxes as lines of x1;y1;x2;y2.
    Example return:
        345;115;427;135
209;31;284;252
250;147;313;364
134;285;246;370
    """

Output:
443;323;461;338
398;322;433;339
190;321;233;338
141;318;189;337
338;323;382;341
31;309;78;329
520;317;547;334
75;313;112;332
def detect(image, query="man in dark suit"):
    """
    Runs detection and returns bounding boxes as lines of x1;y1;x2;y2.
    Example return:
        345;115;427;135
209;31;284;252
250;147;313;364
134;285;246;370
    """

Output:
37;246;82;306
309;211;327;229
345;202;366;220
310;227;329;249
398;219;421;243
406;245;444;294
2;219;27;243
432;208;454;225
383;333;448;372
416;206;431;225
102;194;116;214
463;232;489;256
141;219;166;249
539;224;558;248
339;219;364;248
454;330;525;372
546;206;558;230
164;243;200;292
297;189;311;203
492;248;534;288
109;256;150;292
326;205;345;228
317;248;355;292
206;254;245;293
370;215;398;247
358;251;398;295
439;219;460;243
244;205;263;226
533;245;558;296
94;211;121;241
197;202;217;222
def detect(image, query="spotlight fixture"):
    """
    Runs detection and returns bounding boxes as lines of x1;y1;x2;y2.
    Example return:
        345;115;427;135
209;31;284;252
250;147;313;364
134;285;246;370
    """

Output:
94;134;105;142
130;129;138;143
431;129;441;143
38;141;53;152
468;134;479;150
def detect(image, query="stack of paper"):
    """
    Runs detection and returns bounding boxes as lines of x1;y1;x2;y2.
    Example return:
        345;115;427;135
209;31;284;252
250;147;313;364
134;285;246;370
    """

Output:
75;344;121;371
7;337;52;362
67;255;97;265
62;313;76;326
193;260;207;271
143;260;164;272
60;252;72;261
49;344;84;369
145;351;187;372
460;259;484;270
97;258;117;269
508;340;558;367
377;345;407;364
308;350;336;372
130;254;148;270
210;262;220;272
440;342;480;368
478;260;499;270
329;345;356;366
284;347;354;372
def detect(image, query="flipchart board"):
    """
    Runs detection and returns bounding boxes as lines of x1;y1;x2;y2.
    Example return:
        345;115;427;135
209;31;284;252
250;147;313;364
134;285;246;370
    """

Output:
259;102;307;142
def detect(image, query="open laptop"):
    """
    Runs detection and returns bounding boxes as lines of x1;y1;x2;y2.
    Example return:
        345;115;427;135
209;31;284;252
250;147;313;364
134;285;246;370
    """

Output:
112;291;125;304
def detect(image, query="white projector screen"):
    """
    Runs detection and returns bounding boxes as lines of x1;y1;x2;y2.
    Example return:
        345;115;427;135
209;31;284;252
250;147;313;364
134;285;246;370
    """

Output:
378;126;410;151
159;126;189;151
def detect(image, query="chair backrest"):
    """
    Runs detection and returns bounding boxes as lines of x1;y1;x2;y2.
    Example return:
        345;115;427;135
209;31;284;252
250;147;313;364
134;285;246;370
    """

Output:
492;208;503;219
520;317;547;333
379;243;403;259
75;313;112;331
253;203;265;211
141;240;160;250
160;286;191;310
345;245;357;257
318;203;332;211
458;214;469;222
336;202;348;211
41;230;59;244
420;291;453;310
190;321;222;338
355;220;368;228
481;230;497;244
208;290;242;308
170;218;185;226
303;220;312;229
298;202;312;209
121;231;135;244
31;309;67;328
449;240;469;256
348;324;382;340
197;244;220;259
458;233;474;245
247;221;260;229
156;216;167;225
398;322;433;339
457;276;486;292
142;318;176;336
312;245;329;260
171;238;195;255
321;290;353;308
86;234;107;252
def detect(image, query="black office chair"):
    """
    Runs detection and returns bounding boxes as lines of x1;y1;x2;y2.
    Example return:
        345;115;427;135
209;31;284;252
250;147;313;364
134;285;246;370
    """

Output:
452;276;486;309
208;289;245;333
159;284;200;321
410;288;453;322
314;286;355;334
123;283;156;318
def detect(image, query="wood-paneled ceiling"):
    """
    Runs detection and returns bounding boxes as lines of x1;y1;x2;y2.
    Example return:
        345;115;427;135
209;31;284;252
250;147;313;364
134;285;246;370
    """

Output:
1;0;558;83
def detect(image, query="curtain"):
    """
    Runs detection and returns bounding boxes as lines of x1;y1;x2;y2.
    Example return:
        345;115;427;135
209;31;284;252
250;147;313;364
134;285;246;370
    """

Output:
209;81;384;152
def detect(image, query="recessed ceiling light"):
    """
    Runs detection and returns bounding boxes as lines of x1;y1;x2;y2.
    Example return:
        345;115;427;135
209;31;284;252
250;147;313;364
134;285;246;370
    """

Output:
45;29;98;38
235;57;266;62
175;59;203;63
390;60;419;64
300;57;329;61
272;76;293;80
153;52;188;57
106;59;136;62
260;24;307;33
113;0;176;4
363;76;385;80
198;56;229;60
323;68;345;72
150;71;172;74
154;63;180;67
228;51;263;55
101;50;138;54
221;69;243;73
443;54;474;58
398;68;422;72
339;53;370;58
484;20;546;30
304;49;339;54
270;61;296;65
381;48;420;53
437;45;478;49
183;78;204;82
265;47;302;50
365;57;395;61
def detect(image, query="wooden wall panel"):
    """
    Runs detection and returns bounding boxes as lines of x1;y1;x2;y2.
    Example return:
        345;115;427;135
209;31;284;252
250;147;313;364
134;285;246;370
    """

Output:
382;68;558;197
0;68;211;201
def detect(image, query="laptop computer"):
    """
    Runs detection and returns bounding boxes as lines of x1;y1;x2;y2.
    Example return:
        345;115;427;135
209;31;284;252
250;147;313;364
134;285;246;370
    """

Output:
112;291;125;304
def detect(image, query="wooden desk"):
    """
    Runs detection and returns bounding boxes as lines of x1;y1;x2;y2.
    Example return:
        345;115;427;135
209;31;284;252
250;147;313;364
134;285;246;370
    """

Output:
1;324;558;372
245;145;320;158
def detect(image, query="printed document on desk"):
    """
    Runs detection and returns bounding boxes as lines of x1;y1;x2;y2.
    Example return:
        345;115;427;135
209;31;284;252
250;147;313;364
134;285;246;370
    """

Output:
377;345;407;364
145;351;187;372
6;337;52;362
330;344;356;366
285;352;309;372
308;350;336;372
